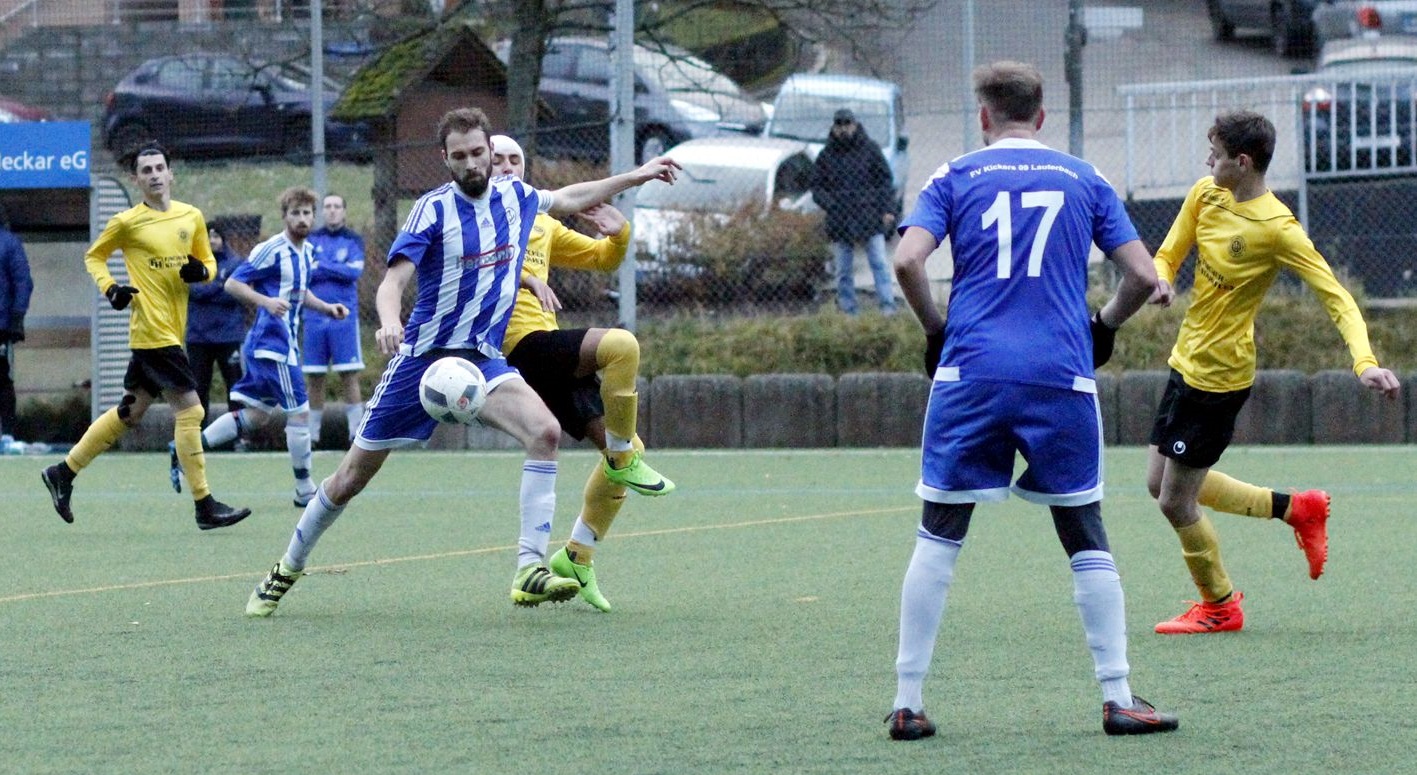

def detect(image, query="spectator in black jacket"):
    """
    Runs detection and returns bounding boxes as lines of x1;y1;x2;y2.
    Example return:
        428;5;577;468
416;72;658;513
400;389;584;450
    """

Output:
186;223;247;426
0;204;34;437
811;108;898;315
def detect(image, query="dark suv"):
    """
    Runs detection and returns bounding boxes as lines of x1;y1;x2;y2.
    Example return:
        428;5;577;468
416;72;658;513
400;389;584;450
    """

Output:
102;53;370;161
504;37;766;164
1207;0;1324;57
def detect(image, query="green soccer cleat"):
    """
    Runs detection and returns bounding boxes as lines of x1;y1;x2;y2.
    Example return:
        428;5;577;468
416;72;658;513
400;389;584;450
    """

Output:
549;547;611;613
602;451;676;497
246;561;304;617
510;563;580;607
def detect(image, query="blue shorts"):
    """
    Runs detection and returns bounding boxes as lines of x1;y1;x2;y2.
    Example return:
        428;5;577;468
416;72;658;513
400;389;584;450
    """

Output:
229;350;308;414
355;349;520;450
917;376;1104;507
302;313;364;374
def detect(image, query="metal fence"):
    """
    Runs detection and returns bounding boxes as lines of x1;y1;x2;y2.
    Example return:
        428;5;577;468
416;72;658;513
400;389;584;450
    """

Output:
7;1;1417;327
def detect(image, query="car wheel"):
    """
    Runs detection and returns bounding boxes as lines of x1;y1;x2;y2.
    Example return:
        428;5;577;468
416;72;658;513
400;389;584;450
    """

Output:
1207;0;1234;41
637;128;673;165
107;122;152;157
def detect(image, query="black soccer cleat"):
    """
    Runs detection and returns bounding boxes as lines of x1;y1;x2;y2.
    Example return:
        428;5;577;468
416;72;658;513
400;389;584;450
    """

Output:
194;495;252;531
1103;695;1180;736
40;463;76;524
885;708;937;741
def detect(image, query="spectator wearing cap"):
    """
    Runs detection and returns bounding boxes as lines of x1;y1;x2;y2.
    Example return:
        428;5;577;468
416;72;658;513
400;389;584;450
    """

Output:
810;107;899;315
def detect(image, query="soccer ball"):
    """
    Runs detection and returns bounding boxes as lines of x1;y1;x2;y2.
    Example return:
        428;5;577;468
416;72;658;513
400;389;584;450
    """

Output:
419;357;488;424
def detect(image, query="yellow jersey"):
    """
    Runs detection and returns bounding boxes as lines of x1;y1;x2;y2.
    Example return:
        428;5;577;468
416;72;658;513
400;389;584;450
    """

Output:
1155;177;1379;392
502;212;631;353
85;200;216;350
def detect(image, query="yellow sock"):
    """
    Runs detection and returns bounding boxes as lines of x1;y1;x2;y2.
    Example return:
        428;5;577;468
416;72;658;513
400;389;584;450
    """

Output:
1175;515;1234;603
582;452;630;541
66;407;128;472
1198;470;1273;519
596;328;640;442
174;404;211;500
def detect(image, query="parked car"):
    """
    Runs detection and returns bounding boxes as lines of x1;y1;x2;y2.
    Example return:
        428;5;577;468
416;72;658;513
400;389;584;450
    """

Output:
1206;0;1323;56
499;37;766;164
1314;1;1417;45
0;95;53;122
102;53;371;161
632;135;820;301
762;73;909;212
1299;34;1417;172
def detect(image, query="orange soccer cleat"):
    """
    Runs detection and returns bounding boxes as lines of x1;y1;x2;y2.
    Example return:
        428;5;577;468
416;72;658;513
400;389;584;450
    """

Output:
1287;489;1331;580
1154;591;1245;634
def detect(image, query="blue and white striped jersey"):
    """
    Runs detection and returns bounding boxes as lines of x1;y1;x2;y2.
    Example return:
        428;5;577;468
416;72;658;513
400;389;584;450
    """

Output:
902;138;1138;390
231;231;313;364
387;178;550;358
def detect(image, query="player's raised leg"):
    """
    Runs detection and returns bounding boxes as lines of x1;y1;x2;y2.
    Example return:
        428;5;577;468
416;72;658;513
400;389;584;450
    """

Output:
595;329;674;497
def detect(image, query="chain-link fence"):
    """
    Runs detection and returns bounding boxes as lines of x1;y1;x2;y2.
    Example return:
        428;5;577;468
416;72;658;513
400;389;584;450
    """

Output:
4;0;1415;331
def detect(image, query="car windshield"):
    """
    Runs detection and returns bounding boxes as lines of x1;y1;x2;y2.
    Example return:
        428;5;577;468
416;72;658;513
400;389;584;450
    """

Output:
769;94;891;146
635;48;743;97
637;163;769;210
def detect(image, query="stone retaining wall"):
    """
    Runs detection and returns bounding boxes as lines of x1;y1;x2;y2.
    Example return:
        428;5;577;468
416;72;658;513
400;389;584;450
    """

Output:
113;369;1415;451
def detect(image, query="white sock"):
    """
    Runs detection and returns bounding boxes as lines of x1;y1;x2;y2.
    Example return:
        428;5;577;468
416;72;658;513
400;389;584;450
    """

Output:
894;529;962;712
605;431;632;453
344;403;365;442
202;409;242;448
283;485;344;570
309;408;323;446
286;417;312;484
569;516;598;548
517;460;558;568
1070;550;1133;706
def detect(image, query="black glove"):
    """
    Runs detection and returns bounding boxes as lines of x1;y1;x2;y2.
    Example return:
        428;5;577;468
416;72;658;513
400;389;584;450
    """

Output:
1091;310;1117;368
923;327;945;377
7;318;22;343
179;255;210;283
105;284;139;311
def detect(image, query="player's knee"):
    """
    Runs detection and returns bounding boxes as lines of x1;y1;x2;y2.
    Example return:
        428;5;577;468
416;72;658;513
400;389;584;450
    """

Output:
596;328;639;368
173;403;204;429
1051;502;1110;555
530;415;562;454
921;501;973;541
115;393;140;425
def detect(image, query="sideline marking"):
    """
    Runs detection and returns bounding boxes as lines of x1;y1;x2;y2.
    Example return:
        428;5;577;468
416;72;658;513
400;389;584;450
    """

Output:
0;505;914;605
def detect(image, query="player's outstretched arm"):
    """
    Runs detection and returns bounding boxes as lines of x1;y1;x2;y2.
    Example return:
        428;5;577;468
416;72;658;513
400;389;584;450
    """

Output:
1359;366;1401;400
548;156;681;217
303;290;348;320
225;276;288;316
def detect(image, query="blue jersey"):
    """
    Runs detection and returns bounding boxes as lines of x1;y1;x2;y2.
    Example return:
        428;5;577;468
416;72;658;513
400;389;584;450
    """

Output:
387;178;549;358
232;232;313;364
306;225;364;310
903;138;1137;390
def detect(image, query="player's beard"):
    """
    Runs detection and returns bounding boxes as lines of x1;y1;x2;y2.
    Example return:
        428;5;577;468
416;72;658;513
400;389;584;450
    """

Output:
454;162;491;199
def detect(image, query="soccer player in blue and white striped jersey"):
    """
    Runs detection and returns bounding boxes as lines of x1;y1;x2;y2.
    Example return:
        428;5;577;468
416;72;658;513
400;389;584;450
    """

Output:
245;107;680;617
886;61;1178;740
194;187;348;507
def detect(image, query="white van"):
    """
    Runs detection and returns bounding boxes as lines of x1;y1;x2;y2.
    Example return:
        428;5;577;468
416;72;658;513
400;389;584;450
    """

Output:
763;73;910;210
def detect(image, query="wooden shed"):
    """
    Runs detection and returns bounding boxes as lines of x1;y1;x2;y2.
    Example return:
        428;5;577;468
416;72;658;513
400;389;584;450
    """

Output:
331;19;545;258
